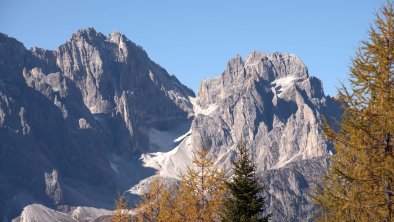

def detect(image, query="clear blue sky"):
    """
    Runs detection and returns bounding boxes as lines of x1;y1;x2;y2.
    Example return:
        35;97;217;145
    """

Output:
0;0;385;96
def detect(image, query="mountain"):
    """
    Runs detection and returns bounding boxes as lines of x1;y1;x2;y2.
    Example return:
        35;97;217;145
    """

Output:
0;29;342;221
133;52;342;221
0;28;194;221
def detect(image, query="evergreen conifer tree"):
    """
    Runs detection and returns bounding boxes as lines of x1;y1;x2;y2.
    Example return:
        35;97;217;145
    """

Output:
222;142;271;222
314;1;394;221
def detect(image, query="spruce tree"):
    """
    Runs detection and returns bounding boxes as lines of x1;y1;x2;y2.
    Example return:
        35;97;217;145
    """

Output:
314;1;394;221
222;142;271;222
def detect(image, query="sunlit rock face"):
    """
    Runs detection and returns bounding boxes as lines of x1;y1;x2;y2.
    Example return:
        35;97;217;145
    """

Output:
136;51;342;221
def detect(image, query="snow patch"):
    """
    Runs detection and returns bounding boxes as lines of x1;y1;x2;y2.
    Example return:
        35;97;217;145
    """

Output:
174;129;192;143
271;75;299;97
272;75;297;86
274;153;302;169
190;97;218;116
17;204;76;222
129;176;157;195
71;206;111;221
141;145;181;172
137;134;194;189
15;204;111;222
148;126;190;152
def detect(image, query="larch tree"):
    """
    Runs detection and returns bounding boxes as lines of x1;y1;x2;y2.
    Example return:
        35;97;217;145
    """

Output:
112;193;131;222
222;142;271;222
175;146;227;222
314;1;394;221
137;178;175;222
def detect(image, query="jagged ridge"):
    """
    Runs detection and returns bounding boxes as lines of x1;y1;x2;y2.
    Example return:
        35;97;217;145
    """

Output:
0;28;194;221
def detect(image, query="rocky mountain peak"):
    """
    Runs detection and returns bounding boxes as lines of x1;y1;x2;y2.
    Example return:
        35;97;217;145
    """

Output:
226;54;244;71
0;33;26;83
54;28;194;116
0;29;195;220
244;51;309;80
197;51;313;108
142;50;338;173
108;31;125;44
135;50;342;221
69;27;106;44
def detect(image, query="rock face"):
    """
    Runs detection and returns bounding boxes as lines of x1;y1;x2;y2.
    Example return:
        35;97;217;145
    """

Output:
0;28;194;221
0;29;342;222
137;51;342;221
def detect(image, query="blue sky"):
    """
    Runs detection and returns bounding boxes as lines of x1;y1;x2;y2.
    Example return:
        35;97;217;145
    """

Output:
0;0;385;96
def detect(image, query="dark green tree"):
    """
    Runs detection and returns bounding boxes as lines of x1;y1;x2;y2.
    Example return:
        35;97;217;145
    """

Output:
222;142;271;222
